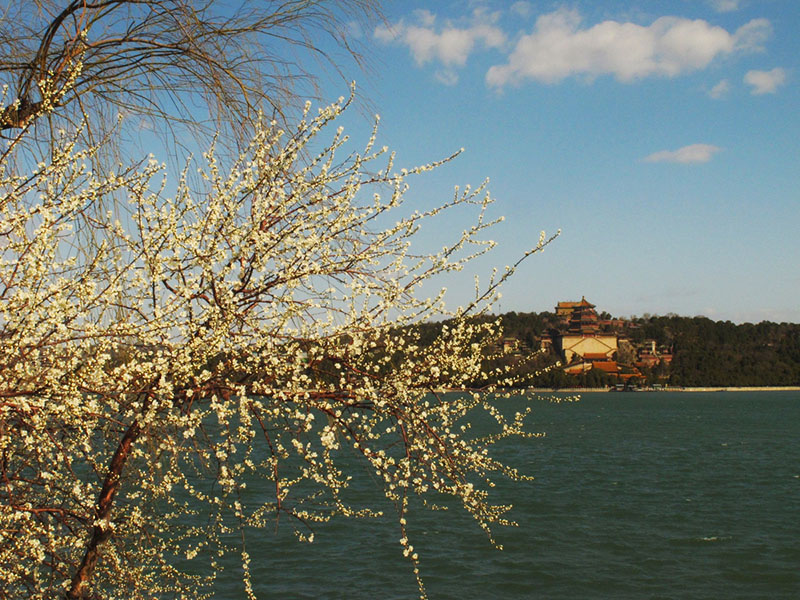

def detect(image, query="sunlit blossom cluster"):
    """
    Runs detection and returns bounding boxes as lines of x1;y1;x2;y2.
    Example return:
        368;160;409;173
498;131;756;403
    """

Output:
0;86;559;599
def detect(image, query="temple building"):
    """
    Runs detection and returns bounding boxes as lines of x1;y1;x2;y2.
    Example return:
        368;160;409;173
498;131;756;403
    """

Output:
555;300;584;318
554;297;618;364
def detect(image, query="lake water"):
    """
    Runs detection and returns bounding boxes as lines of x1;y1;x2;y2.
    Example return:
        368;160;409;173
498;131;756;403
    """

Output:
212;391;800;599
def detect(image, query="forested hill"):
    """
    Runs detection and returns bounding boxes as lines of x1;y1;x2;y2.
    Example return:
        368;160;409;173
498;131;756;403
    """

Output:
624;315;800;386
494;311;800;388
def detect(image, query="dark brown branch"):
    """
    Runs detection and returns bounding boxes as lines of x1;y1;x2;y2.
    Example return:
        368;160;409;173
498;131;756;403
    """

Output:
0;98;43;130
66;417;142;599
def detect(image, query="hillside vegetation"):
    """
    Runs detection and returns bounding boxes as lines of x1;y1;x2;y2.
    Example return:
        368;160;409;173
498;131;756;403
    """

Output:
446;312;800;388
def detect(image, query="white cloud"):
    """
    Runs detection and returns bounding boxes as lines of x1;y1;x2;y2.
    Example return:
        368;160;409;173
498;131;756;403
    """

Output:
434;69;460;86
643;144;722;164
375;11;506;70
709;79;730;98
732;18;772;51
744;67;786;95
413;9;436;28
709;0;742;12
510;2;533;19
486;8;771;88
345;20;364;40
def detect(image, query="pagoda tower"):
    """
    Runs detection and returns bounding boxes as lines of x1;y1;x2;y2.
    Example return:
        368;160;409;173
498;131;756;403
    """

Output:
567;296;599;335
553;296;617;363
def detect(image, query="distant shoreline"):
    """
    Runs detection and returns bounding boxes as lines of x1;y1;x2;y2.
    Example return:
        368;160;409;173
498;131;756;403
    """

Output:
525;386;800;393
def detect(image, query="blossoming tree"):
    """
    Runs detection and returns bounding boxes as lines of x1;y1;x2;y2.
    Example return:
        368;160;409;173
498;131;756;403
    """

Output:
0;92;559;598
0;3;558;599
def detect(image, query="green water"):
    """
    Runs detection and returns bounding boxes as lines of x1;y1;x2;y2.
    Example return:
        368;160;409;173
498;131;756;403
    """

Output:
209;391;800;599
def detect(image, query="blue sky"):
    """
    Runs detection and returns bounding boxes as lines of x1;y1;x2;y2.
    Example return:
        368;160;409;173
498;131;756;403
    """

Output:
324;1;799;323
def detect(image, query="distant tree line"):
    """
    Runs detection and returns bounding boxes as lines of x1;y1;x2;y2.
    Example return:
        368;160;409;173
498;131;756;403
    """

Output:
415;312;800;388
627;315;800;387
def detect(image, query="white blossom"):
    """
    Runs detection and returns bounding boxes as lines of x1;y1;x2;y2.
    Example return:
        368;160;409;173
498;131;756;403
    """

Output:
0;82;560;600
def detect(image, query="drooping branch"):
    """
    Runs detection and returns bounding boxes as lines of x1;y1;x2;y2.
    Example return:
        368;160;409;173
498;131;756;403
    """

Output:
0;0;382;142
